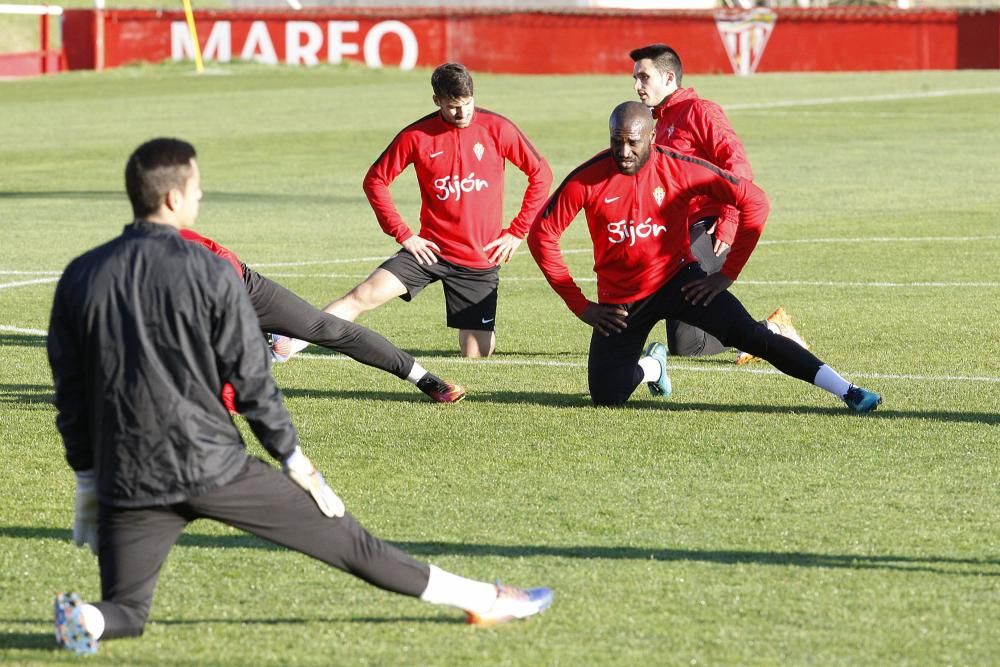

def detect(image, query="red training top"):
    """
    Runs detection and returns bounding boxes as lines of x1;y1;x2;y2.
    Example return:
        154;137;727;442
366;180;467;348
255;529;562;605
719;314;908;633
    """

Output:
528;146;769;316
178;228;244;414
179;228;243;277
363;108;553;269
651;87;753;245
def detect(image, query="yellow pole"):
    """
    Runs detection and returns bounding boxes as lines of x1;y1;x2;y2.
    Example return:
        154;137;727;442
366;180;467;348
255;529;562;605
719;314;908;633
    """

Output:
180;0;204;73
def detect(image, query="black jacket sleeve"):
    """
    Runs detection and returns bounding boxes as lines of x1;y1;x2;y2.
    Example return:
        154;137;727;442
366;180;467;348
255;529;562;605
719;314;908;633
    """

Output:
211;268;299;461
47;269;93;472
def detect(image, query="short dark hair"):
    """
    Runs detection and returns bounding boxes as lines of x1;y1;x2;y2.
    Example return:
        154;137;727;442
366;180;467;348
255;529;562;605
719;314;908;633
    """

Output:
629;44;683;86
124;138;197;219
431;63;474;99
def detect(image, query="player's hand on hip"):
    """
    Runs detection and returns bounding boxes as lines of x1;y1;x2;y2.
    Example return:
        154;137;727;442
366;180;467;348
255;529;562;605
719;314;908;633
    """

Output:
402;236;441;265
712;239;731;256
282;447;346;518
483;233;522;265
73;470;99;555
580;302;628;337
681;273;733;306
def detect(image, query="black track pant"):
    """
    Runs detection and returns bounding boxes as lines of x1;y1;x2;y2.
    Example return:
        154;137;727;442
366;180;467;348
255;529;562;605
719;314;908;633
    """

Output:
665;219;731;357
243;265;414;378
95;457;430;639
589;263;823;406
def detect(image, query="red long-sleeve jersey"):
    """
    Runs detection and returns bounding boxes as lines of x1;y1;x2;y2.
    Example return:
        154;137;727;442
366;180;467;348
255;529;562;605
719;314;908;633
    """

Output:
363;108;553;269
651;87;753;245
179;228;243;277
528;146;769;316
179;228;244;414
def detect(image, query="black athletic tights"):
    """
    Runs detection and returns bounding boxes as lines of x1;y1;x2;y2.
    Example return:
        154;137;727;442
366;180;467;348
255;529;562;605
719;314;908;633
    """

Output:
243;265;414;378
94;457;431;639
589;263;824;406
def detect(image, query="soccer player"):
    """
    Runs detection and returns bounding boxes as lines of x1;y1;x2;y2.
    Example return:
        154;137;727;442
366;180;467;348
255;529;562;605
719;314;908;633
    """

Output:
179;228;466;404
47;138;553;655
630;43;808;365
527;102;881;412
290;62;552;358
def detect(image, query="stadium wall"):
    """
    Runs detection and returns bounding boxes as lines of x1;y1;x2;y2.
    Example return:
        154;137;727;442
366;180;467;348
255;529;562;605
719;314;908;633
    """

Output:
61;7;1000;74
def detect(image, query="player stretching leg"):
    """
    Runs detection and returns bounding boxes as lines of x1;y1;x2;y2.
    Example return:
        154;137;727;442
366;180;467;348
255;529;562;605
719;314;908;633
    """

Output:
180;229;465;404
528;103;881;413
49;138;549;655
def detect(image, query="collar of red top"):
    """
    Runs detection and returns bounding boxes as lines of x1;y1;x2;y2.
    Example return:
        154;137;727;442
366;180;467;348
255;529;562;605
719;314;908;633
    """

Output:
651;87;697;119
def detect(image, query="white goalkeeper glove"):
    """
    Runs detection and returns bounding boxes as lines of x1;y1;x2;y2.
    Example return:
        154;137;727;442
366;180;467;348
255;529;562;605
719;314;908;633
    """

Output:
282;447;345;518
73;470;99;555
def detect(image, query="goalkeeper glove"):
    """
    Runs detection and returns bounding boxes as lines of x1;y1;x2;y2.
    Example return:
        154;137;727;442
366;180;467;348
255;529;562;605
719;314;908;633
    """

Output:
73;470;99;555
282;447;345;518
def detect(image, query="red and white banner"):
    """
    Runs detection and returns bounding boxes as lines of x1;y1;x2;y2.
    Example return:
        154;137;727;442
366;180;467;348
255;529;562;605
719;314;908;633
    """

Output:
62;8;1000;74
170;18;423;68
714;8;776;76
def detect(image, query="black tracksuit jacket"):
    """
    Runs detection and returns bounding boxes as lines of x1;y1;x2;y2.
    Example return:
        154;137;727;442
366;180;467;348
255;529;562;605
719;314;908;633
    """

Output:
47;220;298;507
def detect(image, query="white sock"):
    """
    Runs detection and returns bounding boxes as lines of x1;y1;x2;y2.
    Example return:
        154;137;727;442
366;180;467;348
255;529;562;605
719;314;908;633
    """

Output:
406;362;428;384
288;338;310;355
813;364;852;398
419;565;498;614
80;603;105;639
638;357;661;383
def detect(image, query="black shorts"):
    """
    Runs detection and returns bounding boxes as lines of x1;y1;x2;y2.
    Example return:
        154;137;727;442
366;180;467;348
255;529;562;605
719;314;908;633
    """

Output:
379;251;500;331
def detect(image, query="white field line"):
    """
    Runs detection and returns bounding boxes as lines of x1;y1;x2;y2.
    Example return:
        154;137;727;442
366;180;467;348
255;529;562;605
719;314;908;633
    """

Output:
261;273;998;289
252;236;1000;269
0;277;60;291
254;256;389;268
756;236;1000;246
5;325;997;384
0;325;47;335
723;87;1000;112
293;352;1000;384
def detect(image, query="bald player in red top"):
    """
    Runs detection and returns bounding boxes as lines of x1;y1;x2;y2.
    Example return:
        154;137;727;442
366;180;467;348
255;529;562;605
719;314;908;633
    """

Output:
631;43;808;365
528;102;881;413
287;63;552;359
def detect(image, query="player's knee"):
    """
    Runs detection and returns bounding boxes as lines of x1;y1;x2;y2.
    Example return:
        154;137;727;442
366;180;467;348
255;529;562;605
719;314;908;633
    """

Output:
589;384;630;407
102;601;151;639
669;330;708;357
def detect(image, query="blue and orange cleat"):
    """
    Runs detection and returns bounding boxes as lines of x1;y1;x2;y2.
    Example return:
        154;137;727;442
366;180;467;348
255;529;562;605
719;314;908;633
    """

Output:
466;583;554;627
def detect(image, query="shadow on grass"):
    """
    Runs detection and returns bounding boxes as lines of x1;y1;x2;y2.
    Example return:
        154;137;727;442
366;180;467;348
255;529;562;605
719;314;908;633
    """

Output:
0;333;47;349
5;378;995;423
4;527;996;577
278;387;1000;424
0;631;58;650
0;383;54;408
0;616;458;651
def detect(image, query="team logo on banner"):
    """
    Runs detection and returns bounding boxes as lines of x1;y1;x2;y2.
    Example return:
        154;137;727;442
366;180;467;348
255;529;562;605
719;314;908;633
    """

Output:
473;142;485;161
714;8;776;76
653;187;665;207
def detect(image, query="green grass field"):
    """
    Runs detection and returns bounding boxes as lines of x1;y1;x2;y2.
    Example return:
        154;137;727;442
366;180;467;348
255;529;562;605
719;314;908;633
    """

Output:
1;64;998;665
